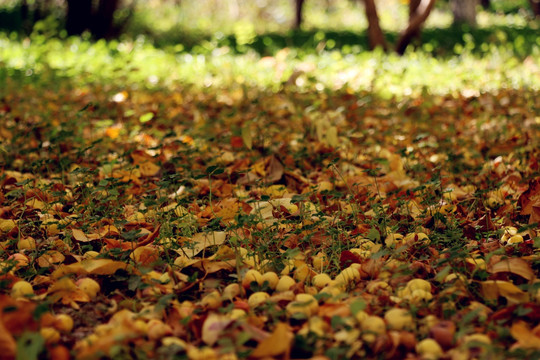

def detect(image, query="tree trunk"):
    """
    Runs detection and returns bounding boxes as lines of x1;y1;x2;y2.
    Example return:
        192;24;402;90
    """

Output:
408;0;422;42
451;0;478;26
363;0;387;50
66;0;92;36
530;0;540;17
91;0;121;39
294;0;305;29
395;0;435;54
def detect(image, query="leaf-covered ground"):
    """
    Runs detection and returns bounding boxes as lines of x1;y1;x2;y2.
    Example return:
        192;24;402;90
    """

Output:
1;53;540;359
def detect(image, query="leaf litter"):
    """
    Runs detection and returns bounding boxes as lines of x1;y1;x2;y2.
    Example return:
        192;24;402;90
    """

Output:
0;81;539;359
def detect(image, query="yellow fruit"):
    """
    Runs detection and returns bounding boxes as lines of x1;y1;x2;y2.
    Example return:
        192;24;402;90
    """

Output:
187;347;218;360
248;292;270;308
406;279;432;292
334;267;360;286
276;275;296;292
17;237;36;250
416;338;443;359
384;308;413;331
54;314;74;333
76;278;100;299
464;333;491;346
242;269;263;289
201;290;222;309
354;310;369;324
229;309;247;320
312;273;332;289
295;293;319;314
312;252;328;271
40;327;61;344
361;316;386;343
222;283;240;301
11;281;34;298
261;272;279;290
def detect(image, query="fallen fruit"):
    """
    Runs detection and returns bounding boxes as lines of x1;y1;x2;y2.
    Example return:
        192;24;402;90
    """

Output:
248;291;270;308
11;280;34;298
416;338;443;360
76;278;100;299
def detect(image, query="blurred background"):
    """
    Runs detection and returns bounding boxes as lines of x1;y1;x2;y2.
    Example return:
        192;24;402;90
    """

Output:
0;0;538;53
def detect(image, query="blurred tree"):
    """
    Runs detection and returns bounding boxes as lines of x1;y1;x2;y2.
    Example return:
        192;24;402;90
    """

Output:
530;0;540;16
451;0;477;26
362;0;435;54
294;0;305;28
66;0;135;38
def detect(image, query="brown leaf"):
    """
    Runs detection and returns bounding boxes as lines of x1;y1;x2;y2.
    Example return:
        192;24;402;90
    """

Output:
518;178;540;224
251;322;293;358
488;258;535;282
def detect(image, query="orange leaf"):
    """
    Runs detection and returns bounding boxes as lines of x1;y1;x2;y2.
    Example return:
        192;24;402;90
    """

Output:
0;320;16;360
510;321;540;350
250;322;293;358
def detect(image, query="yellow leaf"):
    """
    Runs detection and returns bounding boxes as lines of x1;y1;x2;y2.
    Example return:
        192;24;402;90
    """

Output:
251;322;293;358
72;229;89;242
481;280;529;304
510;321;540;350
52;259;132;278
241;123;252;150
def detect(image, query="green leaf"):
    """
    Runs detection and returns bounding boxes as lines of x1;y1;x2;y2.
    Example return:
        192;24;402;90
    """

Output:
367;228;380;242
349;299;366;315
139;112;154;123
16;332;44;360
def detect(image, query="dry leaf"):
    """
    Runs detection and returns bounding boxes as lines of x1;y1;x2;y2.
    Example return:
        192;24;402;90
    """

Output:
510;321;540;350
250;322;293;358
481;280;529;304
488;258;535;282
201;313;233;346
181;231;227;258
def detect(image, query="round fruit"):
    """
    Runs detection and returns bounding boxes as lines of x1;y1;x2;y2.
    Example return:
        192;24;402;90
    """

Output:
11;281;34;298
248;291;270;308
76;278;100;299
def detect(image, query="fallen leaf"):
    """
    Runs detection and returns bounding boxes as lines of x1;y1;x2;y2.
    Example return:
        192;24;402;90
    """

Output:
201;313;233;346
481;280;529;305
510;320;540;350
488;258;535;282
250;322;293;358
